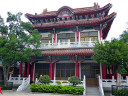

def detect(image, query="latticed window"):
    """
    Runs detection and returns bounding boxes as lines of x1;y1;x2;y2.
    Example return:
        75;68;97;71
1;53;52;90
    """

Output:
56;63;75;80
41;33;52;43
35;63;49;78
80;31;98;41
57;33;75;43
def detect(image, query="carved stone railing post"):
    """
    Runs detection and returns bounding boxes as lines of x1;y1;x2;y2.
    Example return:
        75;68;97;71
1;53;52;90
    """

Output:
9;74;12;81
112;76;116;85
83;75;86;95
53;76;56;85
35;78;38;84
126;76;128;85
18;75;21;83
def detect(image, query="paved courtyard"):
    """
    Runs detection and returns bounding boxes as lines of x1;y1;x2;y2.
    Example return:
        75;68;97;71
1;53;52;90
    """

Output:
1;90;84;96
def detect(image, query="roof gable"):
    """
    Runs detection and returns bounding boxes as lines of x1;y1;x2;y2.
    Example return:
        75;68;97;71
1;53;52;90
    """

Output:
57;6;73;17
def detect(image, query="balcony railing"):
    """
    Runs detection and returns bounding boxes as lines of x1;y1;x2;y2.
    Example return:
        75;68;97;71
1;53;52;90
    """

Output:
40;41;96;49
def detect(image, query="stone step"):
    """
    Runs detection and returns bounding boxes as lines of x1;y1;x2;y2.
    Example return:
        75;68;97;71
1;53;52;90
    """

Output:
86;87;100;96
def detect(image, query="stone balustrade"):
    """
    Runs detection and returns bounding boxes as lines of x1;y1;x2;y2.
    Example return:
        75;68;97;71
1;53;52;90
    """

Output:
40;41;96;49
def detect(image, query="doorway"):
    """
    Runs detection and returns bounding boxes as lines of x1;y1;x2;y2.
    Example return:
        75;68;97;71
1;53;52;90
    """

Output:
81;63;100;86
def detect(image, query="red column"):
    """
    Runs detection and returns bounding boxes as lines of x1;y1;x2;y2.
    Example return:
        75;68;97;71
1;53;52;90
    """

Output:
76;60;79;77
109;66;112;79
24;63;27;77
100;29;102;40
49;61;52;79
53;32;56;43
27;62;30;77
102;65;107;79
112;65;116;79
52;63;55;80
19;61;22;75
77;30;79;43
30;62;34;82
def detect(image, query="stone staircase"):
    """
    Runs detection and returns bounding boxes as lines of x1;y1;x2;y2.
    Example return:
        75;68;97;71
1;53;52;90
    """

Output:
86;87;100;96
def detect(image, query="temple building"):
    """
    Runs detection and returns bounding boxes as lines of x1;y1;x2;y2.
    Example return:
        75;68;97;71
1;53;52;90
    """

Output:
17;3;116;86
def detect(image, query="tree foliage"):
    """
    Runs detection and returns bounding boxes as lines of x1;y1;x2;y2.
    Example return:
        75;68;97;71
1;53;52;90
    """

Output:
68;76;81;86
39;75;51;84
120;30;128;43
92;39;128;73
0;12;41;81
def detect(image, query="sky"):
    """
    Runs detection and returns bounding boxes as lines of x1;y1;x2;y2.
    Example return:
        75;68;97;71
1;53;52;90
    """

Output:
0;0;128;40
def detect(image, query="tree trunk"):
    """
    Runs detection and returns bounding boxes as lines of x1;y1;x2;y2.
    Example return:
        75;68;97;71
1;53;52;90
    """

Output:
3;67;10;82
117;73;121;86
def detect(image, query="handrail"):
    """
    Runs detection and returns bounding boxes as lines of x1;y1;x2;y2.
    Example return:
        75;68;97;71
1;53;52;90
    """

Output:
99;76;104;96
17;75;30;92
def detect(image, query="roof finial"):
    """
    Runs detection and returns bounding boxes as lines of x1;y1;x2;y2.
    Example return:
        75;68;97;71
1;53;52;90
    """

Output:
94;2;100;9
97;3;100;8
43;8;47;14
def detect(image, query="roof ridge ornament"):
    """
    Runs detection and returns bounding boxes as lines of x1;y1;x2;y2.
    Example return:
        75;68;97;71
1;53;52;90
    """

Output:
94;2;100;9
42;8;47;14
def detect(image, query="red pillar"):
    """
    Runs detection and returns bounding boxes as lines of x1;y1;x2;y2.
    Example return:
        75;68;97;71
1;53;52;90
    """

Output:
109;66;112;79
27;62;30;77
100;29;102;40
76;60;79;77
52;63;55;80
53;32;56;43
19;61;22;75
24;63;27;77
30;62;34;82
102;65;107;79
77;30;79;43
49;61;52;79
112;65;116;79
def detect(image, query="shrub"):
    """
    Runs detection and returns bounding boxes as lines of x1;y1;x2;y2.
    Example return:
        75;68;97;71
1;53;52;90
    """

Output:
68;76;81;86
39;75;51;84
56;81;61;85
114;89;128;96
0;85;12;90
30;83;84;95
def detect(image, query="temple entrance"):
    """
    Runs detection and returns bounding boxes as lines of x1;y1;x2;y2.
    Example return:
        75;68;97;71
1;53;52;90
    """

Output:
81;63;100;86
56;63;75;80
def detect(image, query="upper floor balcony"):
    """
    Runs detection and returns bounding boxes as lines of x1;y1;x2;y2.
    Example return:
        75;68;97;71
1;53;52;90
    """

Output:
40;41;96;49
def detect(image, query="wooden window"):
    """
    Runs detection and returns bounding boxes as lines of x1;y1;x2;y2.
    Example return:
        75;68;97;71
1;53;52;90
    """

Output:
56;63;75;80
57;33;75;43
41;33;52;43
80;31;98;41
35;63;49;78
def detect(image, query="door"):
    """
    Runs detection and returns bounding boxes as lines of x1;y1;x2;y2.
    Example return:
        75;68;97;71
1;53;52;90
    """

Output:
81;63;100;86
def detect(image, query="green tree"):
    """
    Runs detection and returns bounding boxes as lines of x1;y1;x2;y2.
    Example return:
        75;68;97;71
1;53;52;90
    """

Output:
0;12;41;82
92;39;128;85
39;75;51;84
120;30;128;43
68;76;81;86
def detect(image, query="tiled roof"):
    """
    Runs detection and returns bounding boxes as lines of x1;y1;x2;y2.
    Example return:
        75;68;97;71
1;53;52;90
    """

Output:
41;48;94;56
25;3;112;18
34;12;116;29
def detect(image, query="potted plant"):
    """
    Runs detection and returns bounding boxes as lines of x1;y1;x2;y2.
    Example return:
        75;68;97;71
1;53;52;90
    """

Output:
9;67;14;74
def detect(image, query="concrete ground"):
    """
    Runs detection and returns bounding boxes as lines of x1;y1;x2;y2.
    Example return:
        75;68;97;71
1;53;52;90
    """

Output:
1;90;85;96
